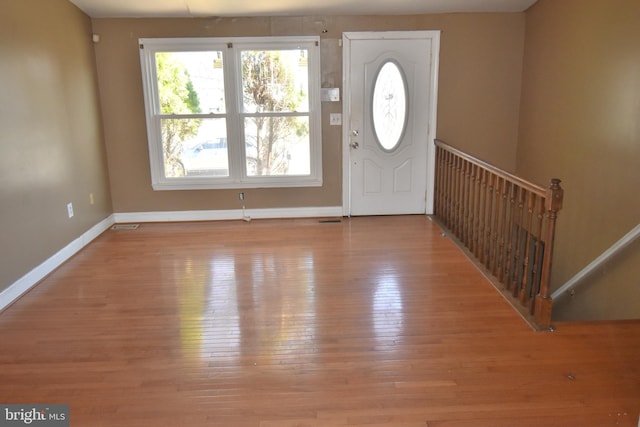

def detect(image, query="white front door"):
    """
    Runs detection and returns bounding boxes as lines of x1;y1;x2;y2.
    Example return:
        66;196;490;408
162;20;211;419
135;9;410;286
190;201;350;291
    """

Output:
343;31;439;216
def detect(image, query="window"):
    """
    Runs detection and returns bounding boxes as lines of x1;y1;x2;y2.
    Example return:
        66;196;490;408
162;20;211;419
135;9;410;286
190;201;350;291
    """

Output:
372;60;407;152
139;37;322;190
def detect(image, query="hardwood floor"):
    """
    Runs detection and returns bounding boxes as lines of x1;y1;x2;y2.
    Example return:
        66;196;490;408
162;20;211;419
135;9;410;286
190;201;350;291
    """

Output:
0;216;638;426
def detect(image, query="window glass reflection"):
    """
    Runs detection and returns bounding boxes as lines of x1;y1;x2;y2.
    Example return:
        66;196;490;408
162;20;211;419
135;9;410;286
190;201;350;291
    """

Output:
372;266;404;345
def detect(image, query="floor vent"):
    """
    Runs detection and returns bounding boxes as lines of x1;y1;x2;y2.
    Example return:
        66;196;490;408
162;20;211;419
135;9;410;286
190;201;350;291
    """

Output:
111;224;140;230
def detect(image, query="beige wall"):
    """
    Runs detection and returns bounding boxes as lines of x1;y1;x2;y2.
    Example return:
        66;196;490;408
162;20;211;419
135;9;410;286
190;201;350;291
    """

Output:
517;0;640;320
0;0;112;293
91;13;525;213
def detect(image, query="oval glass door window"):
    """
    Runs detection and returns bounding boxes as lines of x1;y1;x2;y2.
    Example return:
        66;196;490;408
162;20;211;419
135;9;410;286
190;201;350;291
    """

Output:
372;60;408;151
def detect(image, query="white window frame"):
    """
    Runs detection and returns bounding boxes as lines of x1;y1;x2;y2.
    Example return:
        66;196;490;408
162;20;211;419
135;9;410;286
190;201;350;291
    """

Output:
139;36;323;190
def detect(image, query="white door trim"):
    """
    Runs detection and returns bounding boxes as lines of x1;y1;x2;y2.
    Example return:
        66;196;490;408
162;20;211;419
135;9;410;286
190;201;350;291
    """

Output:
341;31;440;216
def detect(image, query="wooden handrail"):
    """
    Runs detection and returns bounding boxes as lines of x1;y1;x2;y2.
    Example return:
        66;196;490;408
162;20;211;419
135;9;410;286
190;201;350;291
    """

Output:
433;140;563;330
434;141;548;196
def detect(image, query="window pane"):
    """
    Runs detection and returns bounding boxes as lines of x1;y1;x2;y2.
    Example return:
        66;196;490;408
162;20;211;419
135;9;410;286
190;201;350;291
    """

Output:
155;51;225;115
241;50;309;113
140;36;322;189
161;118;228;178
244;116;310;176
372;61;407;151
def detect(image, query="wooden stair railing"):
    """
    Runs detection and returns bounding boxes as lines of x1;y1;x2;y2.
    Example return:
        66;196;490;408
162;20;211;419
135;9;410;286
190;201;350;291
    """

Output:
433;140;563;330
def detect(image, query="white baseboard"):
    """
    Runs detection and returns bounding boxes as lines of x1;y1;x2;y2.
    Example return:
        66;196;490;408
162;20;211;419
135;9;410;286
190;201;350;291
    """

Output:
1;207;342;312
0;215;116;313
113;206;343;223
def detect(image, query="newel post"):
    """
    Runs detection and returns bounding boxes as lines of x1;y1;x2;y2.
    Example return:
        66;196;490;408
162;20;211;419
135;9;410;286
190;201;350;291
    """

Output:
535;178;563;329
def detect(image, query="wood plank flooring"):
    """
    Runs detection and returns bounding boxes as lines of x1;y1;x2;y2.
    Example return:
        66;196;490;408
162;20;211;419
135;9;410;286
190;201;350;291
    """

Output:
0;216;638;426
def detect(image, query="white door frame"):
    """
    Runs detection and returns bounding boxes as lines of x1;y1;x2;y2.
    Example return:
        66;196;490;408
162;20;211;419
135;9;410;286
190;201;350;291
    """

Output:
341;31;440;216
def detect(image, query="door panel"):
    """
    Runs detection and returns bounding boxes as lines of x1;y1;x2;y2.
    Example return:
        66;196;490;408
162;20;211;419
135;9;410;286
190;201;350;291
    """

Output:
346;34;433;216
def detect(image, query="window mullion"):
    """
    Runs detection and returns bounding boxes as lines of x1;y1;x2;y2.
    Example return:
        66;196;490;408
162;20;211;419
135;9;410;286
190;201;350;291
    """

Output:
158;113;227;120
224;43;244;180
241;112;311;118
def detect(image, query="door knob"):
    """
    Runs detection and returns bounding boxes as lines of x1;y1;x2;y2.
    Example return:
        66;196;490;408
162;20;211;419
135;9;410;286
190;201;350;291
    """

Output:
350;141;359;149
352;130;359;137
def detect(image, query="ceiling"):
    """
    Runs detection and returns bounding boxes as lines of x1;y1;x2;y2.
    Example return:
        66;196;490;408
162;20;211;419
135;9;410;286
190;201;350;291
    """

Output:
69;0;538;18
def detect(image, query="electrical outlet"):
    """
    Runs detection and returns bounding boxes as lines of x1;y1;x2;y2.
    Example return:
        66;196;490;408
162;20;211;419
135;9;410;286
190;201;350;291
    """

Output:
67;202;74;218
329;113;342;126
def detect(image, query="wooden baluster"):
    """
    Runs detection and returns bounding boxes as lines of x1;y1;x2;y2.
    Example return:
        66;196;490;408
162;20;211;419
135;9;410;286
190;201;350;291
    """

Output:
529;195;546;313
473;166;484;254
469;164;479;255
439;149;446;224
439;147;448;221
475;169;486;259
439;147;446;219
497;180;510;283
436;148;443;221
441;148;448;221
479;173;489;265
482;173;495;267
475;168;485;260
511;188;527;297
459;158;466;241
534;179;563;329
519;191;536;305
482;172;490;262
460;157;467;241
446;153;455;230
464;160;473;247
454;155;463;238
480;172;489;264
449;154;456;232
490;177;502;276
503;184;518;290
442;149;449;220
447;151;455;229
434;146;441;216
460;160;468;246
